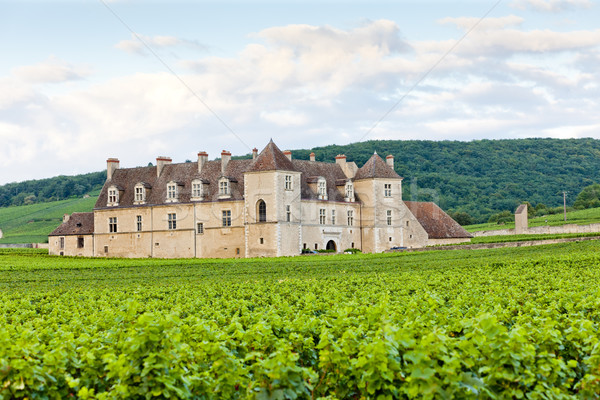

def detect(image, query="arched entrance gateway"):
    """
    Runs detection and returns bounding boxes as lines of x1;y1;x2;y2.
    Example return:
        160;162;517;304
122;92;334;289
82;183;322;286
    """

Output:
326;240;337;251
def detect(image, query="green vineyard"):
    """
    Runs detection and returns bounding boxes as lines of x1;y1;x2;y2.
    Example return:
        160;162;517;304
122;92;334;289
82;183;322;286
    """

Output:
1;243;600;399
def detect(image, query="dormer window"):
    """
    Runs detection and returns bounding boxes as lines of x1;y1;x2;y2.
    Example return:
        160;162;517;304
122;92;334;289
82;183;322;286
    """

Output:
345;181;354;202
107;186;119;206
317;177;327;200
219;177;230;198
191;179;203;201
134;183;146;204
166;181;178;202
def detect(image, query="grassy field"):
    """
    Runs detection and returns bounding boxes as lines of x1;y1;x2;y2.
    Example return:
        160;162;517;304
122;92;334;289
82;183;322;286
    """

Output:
465;206;600;232
2;242;600;398
0;195;98;244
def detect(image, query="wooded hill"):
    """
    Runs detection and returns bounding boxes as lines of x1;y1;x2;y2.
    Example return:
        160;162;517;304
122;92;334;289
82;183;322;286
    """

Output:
1;138;599;223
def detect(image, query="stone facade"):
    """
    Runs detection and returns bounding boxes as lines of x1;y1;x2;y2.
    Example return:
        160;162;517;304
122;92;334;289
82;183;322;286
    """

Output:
49;141;471;258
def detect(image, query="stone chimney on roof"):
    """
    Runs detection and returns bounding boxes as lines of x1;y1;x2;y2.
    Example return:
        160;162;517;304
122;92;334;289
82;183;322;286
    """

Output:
335;154;346;166
106;158;119;181
283;150;292;161
386;155;394;169
197;151;208;173
63;214;70;223
252;148;258;160
156;156;172;177
310;152;316;162
221;150;231;175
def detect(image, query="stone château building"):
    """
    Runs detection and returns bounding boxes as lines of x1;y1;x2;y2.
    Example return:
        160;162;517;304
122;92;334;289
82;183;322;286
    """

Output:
49;140;471;258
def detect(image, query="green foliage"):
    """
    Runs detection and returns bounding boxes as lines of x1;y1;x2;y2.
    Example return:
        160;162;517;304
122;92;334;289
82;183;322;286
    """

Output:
487;210;513;224
0;171;105;207
2;242;600;398
449;211;473;226
574;183;600;210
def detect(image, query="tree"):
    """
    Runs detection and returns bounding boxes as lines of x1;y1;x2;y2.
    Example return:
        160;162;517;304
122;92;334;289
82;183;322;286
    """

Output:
450;211;473;226
574;183;600;210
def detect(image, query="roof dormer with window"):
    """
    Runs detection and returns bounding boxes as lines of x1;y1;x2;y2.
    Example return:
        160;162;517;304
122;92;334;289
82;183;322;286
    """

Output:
345;181;355;202
133;183;149;205
107;185;120;207
166;181;179;203
218;177;231;199
191;179;204;201
317;177;328;201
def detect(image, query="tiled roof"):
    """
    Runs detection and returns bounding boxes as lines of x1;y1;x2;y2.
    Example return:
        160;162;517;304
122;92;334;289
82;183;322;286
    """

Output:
49;212;94;236
404;201;473;239
96;159;254;208
247;140;297;172
292;160;351;202
354;152;402;180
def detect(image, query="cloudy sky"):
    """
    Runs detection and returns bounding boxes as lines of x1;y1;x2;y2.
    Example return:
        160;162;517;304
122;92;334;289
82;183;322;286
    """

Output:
1;0;599;184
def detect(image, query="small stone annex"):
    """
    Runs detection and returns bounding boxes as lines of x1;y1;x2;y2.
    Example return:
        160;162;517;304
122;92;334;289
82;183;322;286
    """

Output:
49;140;471;258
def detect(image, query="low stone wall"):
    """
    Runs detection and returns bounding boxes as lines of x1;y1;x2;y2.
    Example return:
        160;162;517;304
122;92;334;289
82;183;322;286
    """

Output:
0;243;33;248
387;235;600;253
473;223;600;237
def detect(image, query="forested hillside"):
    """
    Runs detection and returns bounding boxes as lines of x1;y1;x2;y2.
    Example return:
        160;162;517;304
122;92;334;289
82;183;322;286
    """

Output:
1;138;599;223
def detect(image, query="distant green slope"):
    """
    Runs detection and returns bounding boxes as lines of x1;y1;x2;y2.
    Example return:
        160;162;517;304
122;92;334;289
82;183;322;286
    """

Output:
0;196;97;244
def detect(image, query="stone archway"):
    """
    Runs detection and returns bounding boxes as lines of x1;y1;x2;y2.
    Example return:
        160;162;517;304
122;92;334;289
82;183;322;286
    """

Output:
326;240;336;251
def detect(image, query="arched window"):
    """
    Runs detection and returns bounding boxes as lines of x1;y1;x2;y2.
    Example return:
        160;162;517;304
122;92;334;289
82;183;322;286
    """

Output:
257;200;267;222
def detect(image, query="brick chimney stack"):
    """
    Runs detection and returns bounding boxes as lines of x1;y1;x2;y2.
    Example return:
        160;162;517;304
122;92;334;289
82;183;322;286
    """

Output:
156;156;172;177
197;151;208;173
310;152;316;162
335;154;346;166
252;148;258;160
386;155;394;169
106;158;120;181
221;150;231;174
283;150;292;161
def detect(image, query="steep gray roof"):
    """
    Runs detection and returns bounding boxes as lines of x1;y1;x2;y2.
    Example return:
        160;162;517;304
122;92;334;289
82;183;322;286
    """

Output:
49;213;94;236
354;153;402;180
404;201;472;239
292;160;351;202
247;140;297;172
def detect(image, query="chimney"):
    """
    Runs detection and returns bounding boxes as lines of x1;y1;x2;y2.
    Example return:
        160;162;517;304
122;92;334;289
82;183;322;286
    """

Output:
335;154;346;166
197;151;208;173
156;156;172;177
310;152;316;162
106;158;119;181
252;148;258;160
283;150;292;161
63;214;70;223
221;150;231;174
386;155;394;169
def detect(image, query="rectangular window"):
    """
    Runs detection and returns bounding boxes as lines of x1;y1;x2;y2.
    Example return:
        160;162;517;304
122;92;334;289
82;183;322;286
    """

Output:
384;183;392;197
135;186;144;202
108;189;118;204
167;184;176;200
284;175;293;190
197;222;204;234
331;209;336;225
192;182;202;198
104;245;108;254
222;210;231;227
77;237;84;248
136;215;142;232
168;213;176;230
387;210;392;226
318;180;326;197
219;180;229;195
319;209;326;225
109;217;117;233
59;237;65;249
347;210;354;226
286;205;291;222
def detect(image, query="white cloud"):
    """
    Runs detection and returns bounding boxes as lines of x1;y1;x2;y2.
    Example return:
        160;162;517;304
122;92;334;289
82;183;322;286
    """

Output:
11;56;90;84
2;18;600;184
510;0;593;12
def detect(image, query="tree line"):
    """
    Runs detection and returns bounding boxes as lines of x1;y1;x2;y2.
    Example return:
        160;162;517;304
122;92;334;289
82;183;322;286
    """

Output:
3;138;600;223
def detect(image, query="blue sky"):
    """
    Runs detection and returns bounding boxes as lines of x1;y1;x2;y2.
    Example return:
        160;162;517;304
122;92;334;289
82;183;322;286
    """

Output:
1;0;599;184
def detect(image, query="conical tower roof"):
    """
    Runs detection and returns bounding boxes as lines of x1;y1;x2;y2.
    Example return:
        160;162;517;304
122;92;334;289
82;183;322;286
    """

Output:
354;152;402;180
247;139;297;172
